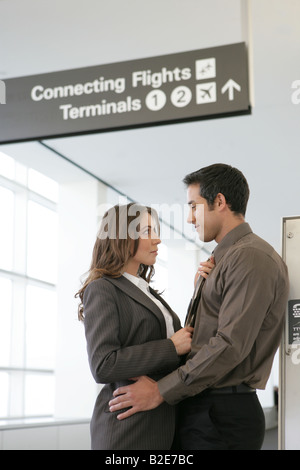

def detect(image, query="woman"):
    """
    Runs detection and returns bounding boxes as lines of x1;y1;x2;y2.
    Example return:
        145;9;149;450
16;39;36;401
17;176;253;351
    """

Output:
76;202;194;450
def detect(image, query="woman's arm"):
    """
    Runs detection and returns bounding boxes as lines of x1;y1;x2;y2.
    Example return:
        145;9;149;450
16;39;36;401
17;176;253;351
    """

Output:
83;279;186;384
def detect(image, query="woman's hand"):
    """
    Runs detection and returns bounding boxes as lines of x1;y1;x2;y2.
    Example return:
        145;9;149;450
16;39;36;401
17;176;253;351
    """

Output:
194;255;215;287
170;326;193;355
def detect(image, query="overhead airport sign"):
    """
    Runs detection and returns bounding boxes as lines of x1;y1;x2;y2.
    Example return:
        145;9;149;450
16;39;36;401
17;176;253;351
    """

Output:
0;42;250;143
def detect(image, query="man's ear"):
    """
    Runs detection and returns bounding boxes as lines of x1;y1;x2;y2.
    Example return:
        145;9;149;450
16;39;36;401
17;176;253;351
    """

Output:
215;193;227;210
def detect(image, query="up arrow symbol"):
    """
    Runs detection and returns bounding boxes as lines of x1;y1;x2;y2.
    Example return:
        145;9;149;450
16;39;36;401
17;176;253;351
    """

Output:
221;79;241;101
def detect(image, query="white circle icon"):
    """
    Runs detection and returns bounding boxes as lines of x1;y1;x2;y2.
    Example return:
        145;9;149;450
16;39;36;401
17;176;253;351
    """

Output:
145;90;167;111
171;86;192;108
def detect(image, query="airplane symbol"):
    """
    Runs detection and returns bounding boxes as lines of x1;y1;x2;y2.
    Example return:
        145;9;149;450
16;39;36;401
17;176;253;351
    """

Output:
201;86;213;98
199;63;213;76
196;58;216;80
196;82;217;104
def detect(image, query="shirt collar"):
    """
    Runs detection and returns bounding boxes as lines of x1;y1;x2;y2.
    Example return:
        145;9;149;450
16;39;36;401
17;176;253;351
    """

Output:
122;271;149;291
213;222;252;265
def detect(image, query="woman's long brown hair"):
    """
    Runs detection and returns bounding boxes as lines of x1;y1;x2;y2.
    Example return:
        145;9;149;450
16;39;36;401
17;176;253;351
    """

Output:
75;202;159;321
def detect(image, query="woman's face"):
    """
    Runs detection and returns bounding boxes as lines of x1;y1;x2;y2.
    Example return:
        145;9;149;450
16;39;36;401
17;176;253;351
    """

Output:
131;212;161;267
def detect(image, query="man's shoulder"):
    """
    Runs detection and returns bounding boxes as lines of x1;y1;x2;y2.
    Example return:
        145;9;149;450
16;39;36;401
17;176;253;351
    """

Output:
238;231;274;253
229;231;287;272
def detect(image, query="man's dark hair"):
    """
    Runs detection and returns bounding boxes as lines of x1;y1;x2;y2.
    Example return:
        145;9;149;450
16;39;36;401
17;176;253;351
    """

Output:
183;163;250;216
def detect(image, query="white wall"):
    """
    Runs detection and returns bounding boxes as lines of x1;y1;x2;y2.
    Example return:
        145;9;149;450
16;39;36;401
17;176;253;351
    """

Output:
55;177;106;419
0;421;90;450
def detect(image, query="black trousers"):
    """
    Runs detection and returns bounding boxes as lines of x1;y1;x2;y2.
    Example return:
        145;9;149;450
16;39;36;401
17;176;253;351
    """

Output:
177;390;266;450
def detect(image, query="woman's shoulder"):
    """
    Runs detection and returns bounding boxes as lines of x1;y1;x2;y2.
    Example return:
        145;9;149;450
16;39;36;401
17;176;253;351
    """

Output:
84;276;119;299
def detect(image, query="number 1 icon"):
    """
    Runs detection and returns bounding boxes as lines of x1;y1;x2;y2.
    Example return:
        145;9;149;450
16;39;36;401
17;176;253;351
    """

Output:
145;90;167;111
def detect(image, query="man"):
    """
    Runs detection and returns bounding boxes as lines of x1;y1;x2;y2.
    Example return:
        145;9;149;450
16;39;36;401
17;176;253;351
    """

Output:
109;163;289;450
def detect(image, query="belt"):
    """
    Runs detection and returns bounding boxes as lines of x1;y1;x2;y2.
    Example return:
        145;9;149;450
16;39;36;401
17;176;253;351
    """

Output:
207;384;256;395
181;384;256;407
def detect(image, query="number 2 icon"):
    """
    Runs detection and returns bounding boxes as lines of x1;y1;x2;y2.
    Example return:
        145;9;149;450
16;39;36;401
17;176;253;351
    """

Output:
171;86;192;108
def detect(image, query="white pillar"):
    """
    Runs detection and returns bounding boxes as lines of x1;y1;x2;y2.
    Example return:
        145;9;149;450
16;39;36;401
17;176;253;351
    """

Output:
55;176;106;418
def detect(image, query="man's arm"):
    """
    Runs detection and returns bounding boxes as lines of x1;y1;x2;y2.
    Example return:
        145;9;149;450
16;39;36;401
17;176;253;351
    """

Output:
109;376;164;419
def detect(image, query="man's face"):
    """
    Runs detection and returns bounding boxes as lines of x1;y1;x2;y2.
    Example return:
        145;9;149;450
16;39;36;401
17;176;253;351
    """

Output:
187;184;221;243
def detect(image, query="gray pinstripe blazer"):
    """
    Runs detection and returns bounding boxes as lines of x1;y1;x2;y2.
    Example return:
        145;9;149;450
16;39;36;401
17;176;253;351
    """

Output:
83;275;182;450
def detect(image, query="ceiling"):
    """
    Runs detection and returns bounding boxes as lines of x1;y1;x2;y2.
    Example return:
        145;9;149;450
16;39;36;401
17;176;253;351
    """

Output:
1;0;300;252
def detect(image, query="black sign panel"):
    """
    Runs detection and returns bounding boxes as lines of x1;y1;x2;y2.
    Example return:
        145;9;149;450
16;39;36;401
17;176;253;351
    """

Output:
288;299;300;345
0;42;250;144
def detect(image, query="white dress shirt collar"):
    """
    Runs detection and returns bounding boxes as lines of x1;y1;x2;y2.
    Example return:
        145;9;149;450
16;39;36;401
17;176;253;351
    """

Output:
123;271;149;291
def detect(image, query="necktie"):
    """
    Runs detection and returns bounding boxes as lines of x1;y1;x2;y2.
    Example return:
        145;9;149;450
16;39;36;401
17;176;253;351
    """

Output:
184;253;214;327
184;275;206;327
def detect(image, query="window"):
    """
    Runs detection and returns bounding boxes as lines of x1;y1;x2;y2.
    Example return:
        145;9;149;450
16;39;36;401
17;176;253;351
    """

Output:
25;285;57;370
0;373;9;418
27;201;58;284
0;187;14;271
0;278;12;367
0;151;14;180
0;153;59;420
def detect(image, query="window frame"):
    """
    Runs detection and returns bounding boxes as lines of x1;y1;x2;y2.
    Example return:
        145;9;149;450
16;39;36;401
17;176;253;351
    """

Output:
0;167;58;420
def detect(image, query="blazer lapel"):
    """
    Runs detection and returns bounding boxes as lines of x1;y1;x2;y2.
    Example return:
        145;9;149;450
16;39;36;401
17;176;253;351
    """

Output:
104;276;168;336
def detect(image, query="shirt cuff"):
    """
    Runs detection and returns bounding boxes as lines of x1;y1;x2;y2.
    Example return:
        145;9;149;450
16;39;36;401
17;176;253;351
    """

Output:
157;369;206;406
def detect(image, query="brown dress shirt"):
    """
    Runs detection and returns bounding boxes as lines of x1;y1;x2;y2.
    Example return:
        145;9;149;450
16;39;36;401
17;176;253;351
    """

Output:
158;222;289;405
